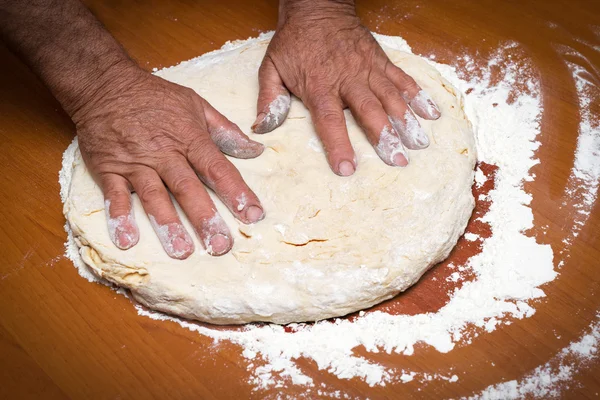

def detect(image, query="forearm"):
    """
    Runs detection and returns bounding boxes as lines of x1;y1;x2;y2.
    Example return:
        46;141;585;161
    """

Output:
0;0;137;117
277;0;357;27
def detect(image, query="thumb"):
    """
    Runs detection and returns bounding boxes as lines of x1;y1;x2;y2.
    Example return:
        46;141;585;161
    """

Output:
252;56;290;134
202;99;265;159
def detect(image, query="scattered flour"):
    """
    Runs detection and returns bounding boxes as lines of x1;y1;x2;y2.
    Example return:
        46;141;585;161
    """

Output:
58;32;598;395
468;313;600;399
467;41;600;400
463;232;480;242
557;50;600;257
307;137;324;153
475;167;487;187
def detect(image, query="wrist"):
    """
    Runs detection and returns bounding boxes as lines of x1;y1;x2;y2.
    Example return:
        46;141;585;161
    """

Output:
278;0;357;28
67;58;143;123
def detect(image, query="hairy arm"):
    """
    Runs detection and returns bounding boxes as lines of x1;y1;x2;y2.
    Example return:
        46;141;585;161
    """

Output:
0;0;135;117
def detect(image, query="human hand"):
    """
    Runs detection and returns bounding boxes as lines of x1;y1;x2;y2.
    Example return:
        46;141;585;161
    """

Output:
253;0;441;176
74;66;265;258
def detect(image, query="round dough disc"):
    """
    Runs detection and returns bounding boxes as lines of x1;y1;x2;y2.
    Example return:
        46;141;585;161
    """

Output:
64;37;476;325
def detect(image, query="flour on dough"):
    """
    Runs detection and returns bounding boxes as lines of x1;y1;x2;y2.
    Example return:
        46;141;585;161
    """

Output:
62;37;476;325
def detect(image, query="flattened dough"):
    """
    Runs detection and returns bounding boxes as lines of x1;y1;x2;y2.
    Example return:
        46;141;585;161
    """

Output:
63;37;476;324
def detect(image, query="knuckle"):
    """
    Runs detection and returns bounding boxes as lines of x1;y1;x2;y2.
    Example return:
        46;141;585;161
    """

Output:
205;158;234;185
381;85;403;102
170;175;198;196
404;79;420;94
318;109;345;126
390;65;407;80
358;98;380;115
188;137;213;156
395;72;419;92
329;136;352;150
324;137;351;153
104;187;126;201
138;182;163;204
307;85;334;100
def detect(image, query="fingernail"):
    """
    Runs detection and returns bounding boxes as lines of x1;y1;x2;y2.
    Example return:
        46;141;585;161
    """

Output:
149;216;194;260
200;213;232;256
251;112;267;132
172;236;194;259
245;205;264;223
393;152;409;167
375;125;409;167
252;95;291;134
391;111;430;150
249;140;266;153
230;139;265;159
211;127;265;159
106;203;139;250
235;139;265;159
116;229;137;249
410;90;441;120
230;142;265;159
207;233;231;256
338;160;355;176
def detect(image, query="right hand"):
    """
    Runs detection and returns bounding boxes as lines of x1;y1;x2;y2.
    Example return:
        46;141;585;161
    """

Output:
73;66;265;259
252;3;441;176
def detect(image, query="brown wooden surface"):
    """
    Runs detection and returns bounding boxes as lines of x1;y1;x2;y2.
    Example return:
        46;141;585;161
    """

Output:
1;0;599;398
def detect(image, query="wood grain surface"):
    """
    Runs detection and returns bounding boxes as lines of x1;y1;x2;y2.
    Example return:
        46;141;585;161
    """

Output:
1;0;599;398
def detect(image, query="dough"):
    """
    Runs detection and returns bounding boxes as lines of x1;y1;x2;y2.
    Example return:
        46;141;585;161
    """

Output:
63;37;476;325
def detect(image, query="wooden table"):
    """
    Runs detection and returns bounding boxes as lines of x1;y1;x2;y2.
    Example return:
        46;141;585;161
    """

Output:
1;0;599;398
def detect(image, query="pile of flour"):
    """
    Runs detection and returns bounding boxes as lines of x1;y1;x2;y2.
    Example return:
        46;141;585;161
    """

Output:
60;32;599;397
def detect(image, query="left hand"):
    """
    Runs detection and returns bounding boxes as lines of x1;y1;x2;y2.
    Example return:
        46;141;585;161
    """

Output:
252;1;441;176
74;66;265;258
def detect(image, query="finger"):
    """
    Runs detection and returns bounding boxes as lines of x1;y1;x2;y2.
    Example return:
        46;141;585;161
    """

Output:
305;93;356;176
252;56;291;134
157;155;234;256
128;168;194;260
370;75;430;150
185;139;265;226
385;63;441;120
342;85;409;167
201;100;264;159
100;173;139;250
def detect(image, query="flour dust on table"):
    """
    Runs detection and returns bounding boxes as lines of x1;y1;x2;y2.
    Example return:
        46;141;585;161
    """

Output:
61;33;567;394
61;35;476;325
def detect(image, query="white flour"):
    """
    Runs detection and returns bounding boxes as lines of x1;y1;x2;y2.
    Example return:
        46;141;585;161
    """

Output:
467;41;600;400
468;313;600;399
557;51;600;258
59;32;599;396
